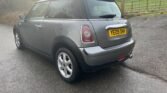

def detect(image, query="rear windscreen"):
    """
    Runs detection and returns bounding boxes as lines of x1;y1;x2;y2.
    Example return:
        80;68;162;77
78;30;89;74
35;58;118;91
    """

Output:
86;0;121;19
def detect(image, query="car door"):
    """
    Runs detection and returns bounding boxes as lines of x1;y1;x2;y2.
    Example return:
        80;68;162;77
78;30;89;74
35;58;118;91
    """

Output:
39;0;86;55
20;1;49;50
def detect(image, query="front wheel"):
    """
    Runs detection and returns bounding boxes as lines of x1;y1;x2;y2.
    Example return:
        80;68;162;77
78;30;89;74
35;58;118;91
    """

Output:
55;48;80;83
14;31;24;49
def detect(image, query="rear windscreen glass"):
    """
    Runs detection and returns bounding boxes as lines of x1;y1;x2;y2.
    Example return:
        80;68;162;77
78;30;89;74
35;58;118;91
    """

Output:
86;0;121;19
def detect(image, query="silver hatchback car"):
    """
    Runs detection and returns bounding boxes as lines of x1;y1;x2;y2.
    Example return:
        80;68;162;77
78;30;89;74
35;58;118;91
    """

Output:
13;0;135;82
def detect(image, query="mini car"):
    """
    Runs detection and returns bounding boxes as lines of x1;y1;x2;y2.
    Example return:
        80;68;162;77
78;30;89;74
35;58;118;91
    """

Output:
13;0;135;83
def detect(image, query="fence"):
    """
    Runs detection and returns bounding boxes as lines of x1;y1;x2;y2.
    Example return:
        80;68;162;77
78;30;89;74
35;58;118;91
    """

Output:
116;0;167;16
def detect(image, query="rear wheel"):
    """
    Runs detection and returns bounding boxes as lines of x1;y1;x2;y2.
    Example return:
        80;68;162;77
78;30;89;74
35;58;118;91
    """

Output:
55;48;80;83
14;31;24;49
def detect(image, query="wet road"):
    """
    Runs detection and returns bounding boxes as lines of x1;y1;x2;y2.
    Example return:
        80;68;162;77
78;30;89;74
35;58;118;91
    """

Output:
0;15;167;93
127;15;167;81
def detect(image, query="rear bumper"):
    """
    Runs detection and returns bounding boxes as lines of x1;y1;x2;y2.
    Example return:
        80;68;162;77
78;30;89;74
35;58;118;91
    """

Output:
79;39;135;66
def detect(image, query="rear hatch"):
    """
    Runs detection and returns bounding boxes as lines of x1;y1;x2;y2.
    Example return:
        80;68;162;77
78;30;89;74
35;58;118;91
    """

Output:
85;0;132;48
90;19;132;48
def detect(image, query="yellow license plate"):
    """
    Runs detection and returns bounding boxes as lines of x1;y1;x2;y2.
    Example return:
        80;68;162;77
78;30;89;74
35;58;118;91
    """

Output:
108;28;127;37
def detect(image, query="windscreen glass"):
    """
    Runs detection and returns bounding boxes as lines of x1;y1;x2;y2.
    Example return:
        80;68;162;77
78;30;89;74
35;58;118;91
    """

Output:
86;0;121;18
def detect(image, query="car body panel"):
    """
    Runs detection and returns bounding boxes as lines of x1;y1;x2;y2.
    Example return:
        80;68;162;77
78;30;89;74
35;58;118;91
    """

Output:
37;19;98;55
80;39;135;66
14;0;135;70
89;18;132;48
19;18;44;49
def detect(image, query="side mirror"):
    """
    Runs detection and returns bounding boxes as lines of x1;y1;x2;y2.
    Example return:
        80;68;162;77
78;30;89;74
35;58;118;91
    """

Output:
19;15;25;20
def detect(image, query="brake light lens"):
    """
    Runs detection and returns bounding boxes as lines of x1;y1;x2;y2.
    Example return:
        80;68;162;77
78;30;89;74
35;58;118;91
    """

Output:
81;25;94;43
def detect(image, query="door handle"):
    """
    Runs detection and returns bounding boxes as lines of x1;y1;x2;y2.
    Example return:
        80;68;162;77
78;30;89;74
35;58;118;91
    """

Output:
35;24;42;28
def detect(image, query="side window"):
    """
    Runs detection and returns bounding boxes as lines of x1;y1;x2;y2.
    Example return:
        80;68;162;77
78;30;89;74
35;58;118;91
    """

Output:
27;2;49;19
47;1;69;18
47;0;85;19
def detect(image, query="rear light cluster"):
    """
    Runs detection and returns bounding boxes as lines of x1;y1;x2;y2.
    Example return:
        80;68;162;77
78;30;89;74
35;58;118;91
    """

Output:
81;25;94;43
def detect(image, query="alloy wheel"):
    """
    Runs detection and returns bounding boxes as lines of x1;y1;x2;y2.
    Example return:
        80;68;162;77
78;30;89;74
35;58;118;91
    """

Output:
57;52;73;78
15;33;21;47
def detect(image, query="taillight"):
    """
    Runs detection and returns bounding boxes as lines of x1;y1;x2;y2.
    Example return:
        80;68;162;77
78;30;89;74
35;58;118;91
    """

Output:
81;25;94;43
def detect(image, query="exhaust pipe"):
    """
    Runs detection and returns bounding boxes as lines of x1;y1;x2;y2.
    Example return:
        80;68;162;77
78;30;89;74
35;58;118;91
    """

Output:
129;53;133;59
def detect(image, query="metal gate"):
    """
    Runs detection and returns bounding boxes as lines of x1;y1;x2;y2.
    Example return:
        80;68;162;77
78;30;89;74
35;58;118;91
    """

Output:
116;0;167;15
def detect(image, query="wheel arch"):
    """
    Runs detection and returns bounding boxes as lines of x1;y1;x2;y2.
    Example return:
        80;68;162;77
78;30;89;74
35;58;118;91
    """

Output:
13;25;17;34
13;25;20;34
52;36;85;70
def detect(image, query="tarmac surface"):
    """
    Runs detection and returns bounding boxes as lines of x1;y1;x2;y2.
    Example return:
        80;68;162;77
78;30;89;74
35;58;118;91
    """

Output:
0;15;167;93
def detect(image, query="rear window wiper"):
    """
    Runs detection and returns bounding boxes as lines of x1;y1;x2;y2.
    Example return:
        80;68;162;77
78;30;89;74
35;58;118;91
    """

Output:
99;14;116;18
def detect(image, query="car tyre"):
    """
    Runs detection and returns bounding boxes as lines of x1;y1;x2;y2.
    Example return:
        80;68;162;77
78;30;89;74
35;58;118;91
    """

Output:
55;48;80;83
14;31;24;49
